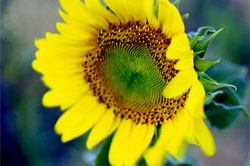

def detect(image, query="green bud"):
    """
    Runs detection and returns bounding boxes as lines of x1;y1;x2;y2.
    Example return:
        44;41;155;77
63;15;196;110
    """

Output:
182;13;189;20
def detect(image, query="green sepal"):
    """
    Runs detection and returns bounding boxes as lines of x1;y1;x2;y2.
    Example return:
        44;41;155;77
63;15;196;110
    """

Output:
194;56;220;73
94;134;113;166
205;90;224;104
188;26;223;57
193;50;205;57
182;13;189;20
188;36;203;49
199;73;236;92
196;26;217;36
173;0;182;9
188;26;217;38
193;28;224;57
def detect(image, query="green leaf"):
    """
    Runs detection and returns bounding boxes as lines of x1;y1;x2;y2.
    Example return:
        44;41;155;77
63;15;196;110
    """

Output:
205;90;224;104
213;88;248;116
94;134;113;166
194;56;220;73
205;88;248;129
199;73;236;92
173;0;182;9
193;28;224;57
206;101;239;129
206;61;248;84
206;61;248;101
182;13;189;20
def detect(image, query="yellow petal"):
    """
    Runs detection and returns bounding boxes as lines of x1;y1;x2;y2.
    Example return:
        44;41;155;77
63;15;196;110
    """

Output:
144;147;166;166
168;140;187;160
166;33;192;60
35;49;85;62
158;0;184;37
104;0;126;23
59;0;108;29
54;95;105;142
163;69;197;98
42;83;88;110
185;80;206;118
109;119;132;166
109;119;155;166
191;118;216;156
58;9;98;35
174;52;194;70
144;120;174;166
41;80;88;109
126;0;147;23
85;0;120;24
116;0;135;22
41;74;85;89
86;110;121;150
32;59;83;75
35;38;93;54
167;110;189;159
144;0;159;29
56;22;95;42
123;123;155;166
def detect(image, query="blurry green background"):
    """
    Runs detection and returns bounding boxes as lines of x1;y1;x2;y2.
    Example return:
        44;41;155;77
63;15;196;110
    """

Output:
1;0;249;166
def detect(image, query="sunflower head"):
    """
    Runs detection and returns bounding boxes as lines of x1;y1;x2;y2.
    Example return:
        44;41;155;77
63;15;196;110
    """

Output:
33;0;217;165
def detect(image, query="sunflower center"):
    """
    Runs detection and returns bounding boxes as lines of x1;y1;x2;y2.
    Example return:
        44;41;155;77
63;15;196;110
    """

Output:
82;21;189;125
100;45;165;110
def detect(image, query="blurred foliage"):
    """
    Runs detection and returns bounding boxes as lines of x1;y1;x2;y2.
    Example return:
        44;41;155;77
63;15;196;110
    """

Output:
189;25;248;131
94;134;113;166
1;0;249;166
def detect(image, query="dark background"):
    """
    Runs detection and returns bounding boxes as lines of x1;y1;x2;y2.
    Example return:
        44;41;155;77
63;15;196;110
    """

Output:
1;0;249;165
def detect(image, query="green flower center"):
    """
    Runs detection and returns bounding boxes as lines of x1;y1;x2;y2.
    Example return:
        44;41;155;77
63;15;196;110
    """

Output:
100;45;165;110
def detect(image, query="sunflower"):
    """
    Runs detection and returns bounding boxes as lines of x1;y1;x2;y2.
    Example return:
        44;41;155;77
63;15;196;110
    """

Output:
33;0;216;165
